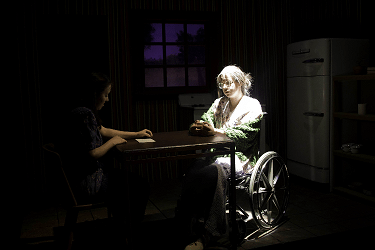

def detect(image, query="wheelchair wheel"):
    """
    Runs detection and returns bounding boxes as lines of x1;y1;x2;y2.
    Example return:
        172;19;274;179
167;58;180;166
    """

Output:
249;151;289;229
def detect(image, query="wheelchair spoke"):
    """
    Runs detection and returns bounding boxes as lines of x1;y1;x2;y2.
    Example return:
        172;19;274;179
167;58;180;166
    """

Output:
272;165;284;187
272;195;281;212
259;191;273;211
267;209;272;223
268;158;274;181
254;187;270;194
261;172;272;190
266;195;275;224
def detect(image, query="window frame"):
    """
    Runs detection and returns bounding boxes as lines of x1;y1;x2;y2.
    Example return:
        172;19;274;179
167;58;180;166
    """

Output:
130;10;219;98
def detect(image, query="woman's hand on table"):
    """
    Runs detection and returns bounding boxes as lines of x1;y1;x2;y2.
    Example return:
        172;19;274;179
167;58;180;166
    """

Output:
137;129;153;138
190;120;215;136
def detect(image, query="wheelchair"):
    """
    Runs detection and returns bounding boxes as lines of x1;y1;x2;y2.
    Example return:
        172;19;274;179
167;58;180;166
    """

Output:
229;150;289;245
184;115;290;247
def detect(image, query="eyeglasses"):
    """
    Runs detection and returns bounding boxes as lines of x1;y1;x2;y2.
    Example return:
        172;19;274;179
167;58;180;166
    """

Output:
218;80;235;89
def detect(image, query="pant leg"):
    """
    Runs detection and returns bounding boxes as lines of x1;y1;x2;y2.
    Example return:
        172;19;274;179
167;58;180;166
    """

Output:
181;161;218;220
178;160;219;243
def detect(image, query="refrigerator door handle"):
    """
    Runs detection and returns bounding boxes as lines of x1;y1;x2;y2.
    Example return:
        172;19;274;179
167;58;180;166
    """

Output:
292;49;310;55
303;112;324;117
302;58;324;63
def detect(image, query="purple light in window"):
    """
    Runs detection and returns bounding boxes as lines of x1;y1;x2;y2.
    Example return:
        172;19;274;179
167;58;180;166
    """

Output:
151;23;162;42
165;23;184;42
187;24;205;42
166;45;184;65
144;45;163;65
188;46;205;64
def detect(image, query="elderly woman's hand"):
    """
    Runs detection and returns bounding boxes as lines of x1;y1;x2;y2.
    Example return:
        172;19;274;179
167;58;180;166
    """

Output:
189;121;215;136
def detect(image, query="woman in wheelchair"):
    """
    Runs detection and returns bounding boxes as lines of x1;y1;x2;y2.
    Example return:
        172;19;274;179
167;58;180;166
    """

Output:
181;65;263;250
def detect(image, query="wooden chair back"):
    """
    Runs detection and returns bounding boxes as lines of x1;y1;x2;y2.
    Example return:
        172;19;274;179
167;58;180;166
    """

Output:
42;143;78;207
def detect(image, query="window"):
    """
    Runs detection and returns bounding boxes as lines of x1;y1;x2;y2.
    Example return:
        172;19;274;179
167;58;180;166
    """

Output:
130;11;218;97
143;22;207;88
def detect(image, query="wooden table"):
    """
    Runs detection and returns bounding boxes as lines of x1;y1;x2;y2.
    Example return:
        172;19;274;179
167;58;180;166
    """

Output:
116;130;238;249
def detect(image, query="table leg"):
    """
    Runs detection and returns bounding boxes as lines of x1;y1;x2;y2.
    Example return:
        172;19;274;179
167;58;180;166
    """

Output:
229;144;237;249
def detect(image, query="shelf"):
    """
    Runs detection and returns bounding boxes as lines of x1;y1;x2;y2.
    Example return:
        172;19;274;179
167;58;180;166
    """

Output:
333;112;375;121
333;150;375;164
333;74;375;81
331;73;375;203
333;186;375;203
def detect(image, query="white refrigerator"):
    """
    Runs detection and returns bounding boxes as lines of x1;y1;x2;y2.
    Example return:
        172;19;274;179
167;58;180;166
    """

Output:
286;38;369;184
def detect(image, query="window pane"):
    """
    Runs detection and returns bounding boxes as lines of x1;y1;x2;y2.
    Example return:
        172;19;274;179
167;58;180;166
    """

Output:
167;68;185;87
165;23;184;43
144;45;163;65
188;46;205;64
188;67;206;86
144;23;162;43
145;68;164;87
187;24;205;42
166;45;184;65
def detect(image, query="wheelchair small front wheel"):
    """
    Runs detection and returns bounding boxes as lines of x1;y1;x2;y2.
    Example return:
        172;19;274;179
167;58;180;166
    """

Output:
249;151;289;229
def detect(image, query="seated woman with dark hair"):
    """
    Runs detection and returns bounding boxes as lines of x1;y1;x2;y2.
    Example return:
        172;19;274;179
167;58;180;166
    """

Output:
60;72;152;245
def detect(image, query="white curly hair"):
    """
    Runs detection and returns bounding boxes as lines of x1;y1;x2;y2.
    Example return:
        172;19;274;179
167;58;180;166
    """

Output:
216;65;254;97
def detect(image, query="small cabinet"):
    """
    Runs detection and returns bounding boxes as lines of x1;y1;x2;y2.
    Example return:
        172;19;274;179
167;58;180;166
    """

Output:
331;74;375;203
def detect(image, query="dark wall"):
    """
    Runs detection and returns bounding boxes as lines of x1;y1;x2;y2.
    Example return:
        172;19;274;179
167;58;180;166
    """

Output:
291;0;374;65
37;15;110;144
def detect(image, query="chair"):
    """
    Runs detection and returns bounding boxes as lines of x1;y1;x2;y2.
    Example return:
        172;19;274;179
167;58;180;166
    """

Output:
42;143;111;250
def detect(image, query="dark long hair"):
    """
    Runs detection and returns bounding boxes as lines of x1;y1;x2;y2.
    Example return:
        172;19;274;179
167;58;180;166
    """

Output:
76;72;112;127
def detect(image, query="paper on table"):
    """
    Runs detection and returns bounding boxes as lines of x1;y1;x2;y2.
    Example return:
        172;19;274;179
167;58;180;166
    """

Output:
136;138;156;143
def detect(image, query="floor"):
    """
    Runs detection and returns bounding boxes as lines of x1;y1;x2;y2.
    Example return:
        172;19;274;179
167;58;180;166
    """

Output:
18;175;375;249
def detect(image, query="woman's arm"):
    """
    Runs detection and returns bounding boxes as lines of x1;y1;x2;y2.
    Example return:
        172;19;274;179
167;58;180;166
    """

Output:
225;116;262;152
100;126;153;139
89;136;126;160
89;127;152;160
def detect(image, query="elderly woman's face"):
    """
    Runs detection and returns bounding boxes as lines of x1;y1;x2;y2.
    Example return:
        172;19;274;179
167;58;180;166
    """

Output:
219;75;242;99
96;85;111;110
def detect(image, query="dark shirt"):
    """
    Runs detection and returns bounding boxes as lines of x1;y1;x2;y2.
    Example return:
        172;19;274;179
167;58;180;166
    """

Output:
63;107;107;200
